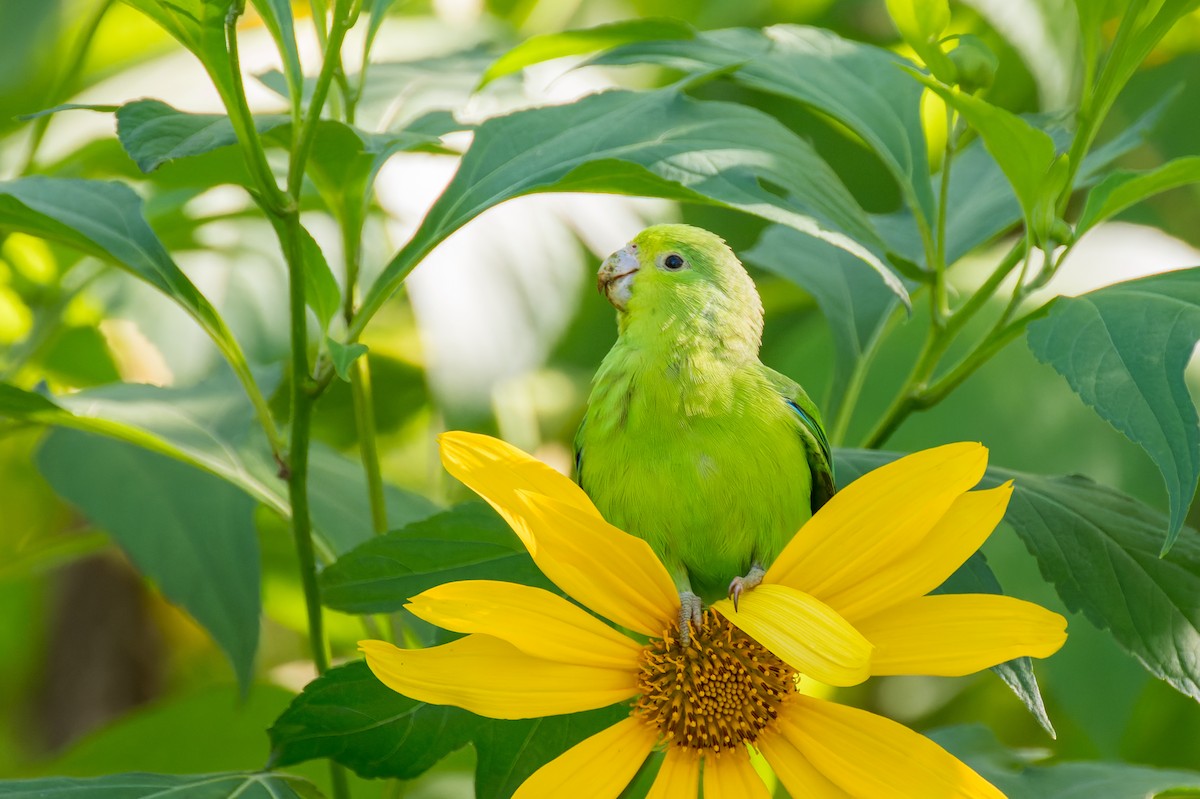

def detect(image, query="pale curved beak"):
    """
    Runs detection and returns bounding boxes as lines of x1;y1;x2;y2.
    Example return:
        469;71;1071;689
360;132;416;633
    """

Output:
597;246;640;311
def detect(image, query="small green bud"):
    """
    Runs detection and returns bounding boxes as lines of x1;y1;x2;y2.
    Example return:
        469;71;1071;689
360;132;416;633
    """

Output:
946;35;998;92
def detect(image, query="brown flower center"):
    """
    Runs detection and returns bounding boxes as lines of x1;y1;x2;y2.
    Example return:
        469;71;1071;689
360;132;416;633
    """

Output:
632;610;796;755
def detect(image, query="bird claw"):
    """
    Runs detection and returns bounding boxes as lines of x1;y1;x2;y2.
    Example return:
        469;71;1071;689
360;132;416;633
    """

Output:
678;591;703;648
728;565;766;611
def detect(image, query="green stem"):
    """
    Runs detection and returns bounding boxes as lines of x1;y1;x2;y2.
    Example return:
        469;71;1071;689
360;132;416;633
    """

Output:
351;357;388;533
943;240;1026;338
288;0;356;196
931;111;960;326
19;0;115;174
827;305;903;447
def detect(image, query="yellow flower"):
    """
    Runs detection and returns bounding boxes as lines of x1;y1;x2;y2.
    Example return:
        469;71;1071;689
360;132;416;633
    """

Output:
361;432;1066;798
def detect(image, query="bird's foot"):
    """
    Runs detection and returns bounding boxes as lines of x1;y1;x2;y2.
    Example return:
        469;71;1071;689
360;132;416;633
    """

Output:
678;591;703;648
728;565;766;611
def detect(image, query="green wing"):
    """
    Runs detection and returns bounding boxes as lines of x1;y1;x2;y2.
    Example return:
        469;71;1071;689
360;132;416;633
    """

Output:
761;366;837;512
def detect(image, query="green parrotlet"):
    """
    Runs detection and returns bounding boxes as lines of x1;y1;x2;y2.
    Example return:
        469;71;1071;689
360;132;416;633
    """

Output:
575;224;835;634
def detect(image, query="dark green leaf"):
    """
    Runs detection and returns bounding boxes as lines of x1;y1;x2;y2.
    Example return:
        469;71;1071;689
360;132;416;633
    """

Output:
837;449;1200;702
1026;268;1200;549
37;429;260;692
320;503;553;614
0;382;59;415
933;552;1055;737
592;26;936;226
116;99;289;174
326;338;368;381
270;660;630;793
934;724;1200;798
481;18;695;86
473;705;631;799
745;225;901;407
359;85;904;332
269;660;476;778
0;773;323;798
1077;155;1200;235
266;216;341;333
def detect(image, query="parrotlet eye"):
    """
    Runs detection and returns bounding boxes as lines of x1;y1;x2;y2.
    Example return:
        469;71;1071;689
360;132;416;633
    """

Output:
663;253;685;271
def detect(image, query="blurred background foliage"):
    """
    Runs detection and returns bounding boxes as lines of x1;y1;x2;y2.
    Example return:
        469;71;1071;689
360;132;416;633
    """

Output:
2;0;1200;796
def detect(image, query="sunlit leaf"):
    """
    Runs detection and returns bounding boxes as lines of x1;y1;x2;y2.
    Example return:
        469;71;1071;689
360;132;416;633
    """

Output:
593;25;936;225
913;75;1058;229
37;430;261;692
0;772;323;798
1027;268;1200;550
121;0;240;99
886;0;956;83
1077;155;1200;235
839;449;1200;702
480;18;695;86
357;85;905;336
319;503;555;614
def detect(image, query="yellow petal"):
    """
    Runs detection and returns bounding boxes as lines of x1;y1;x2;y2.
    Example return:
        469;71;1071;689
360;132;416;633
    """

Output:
766;443;987;604
829;483;1014;622
511;491;679;636
782;696;1005;798
856;594;1068;676
758;723;852;799
406;580;642;670
439;430;601;517
646;748;701;799
359;636;637;719
438;431;678;636
702;749;771;799
713;585;872;686
513;716;657;799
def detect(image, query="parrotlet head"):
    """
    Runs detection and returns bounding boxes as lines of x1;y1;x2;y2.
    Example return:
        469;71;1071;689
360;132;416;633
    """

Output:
597;224;764;349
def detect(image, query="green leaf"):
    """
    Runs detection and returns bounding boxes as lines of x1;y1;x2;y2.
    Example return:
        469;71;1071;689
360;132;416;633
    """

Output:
0;773;323;798
122;0;239;99
593;25;936;226
480;18;695;86
269;659;629;790
837;449;1200;702
36;429;261;692
269;660;477;778
1077;155;1200;235
116;99;289;173
326;338;367;381
18;103;119;120
886;0;956;83
472;705;631;799
1;374;437;559
41;683;299;775
266;217;341;333
0;177;255;390
1026;268;1200;550
320;503;554;614
933;552;1055;737
913;75;1058;228
248;0;303;114
745;225;901;408
359;85;905;333
934;724;1200;798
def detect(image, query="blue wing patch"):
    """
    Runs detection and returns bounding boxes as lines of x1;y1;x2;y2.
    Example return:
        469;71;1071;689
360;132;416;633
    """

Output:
785;398;831;467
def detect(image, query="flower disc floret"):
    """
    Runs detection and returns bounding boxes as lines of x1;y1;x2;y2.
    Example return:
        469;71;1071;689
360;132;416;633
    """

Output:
634;610;795;755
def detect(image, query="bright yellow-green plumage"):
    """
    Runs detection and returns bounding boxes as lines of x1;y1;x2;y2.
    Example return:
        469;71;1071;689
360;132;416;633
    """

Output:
576;224;834;604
